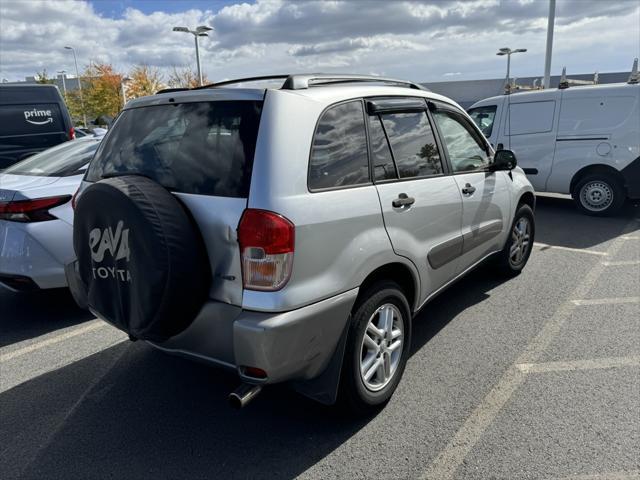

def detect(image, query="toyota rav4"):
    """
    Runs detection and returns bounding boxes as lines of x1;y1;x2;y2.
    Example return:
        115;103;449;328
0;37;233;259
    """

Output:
68;74;535;413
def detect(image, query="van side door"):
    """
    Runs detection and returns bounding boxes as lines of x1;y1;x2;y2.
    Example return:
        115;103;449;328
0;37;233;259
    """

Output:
503;94;558;191
369;97;464;304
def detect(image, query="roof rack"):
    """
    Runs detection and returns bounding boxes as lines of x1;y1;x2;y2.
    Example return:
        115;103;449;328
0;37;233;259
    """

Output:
190;73;429;92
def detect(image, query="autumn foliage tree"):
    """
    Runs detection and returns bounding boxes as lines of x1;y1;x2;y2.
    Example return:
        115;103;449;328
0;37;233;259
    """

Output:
167;65;209;88
125;64;164;99
65;62;123;124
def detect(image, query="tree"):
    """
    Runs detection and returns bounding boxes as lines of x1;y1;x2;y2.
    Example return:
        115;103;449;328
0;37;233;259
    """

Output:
126;64;164;99
167;65;209;88
35;69;55;84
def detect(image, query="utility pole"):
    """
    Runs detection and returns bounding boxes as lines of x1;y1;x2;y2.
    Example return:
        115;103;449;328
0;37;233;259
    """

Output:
57;70;67;96
172;25;213;86
543;0;556;89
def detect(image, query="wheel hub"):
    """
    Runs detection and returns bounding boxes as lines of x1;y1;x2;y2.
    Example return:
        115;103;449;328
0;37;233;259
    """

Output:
580;181;613;211
509;217;531;266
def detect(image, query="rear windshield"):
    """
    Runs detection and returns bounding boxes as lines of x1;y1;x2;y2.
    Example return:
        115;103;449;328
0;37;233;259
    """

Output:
4;138;100;177
86;101;263;198
0;104;65;136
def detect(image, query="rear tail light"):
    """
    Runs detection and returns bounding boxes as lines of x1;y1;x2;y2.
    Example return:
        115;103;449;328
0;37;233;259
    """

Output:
69;127;75;140
71;188;80;210
238;209;295;291
0;195;71;222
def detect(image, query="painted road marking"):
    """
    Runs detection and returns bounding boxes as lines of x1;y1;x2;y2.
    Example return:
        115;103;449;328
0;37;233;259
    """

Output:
571;297;639;306
0;320;107;363
554;471;640;480
601;260;640;266
421;220;636;480
533;242;608;256
517;356;640;374
621;235;639;240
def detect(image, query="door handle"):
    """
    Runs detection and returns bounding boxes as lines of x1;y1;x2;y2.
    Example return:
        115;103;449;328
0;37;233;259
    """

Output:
392;193;415;208
461;183;476;195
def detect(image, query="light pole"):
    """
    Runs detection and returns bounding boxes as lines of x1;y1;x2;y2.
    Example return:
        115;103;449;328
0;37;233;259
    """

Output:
172;25;213;86
57;70;67;96
64;46;88;126
120;76;132;108
497;47;527;94
543;0;556;89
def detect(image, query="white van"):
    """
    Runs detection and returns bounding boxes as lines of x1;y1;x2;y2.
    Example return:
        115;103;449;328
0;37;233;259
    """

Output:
468;80;639;215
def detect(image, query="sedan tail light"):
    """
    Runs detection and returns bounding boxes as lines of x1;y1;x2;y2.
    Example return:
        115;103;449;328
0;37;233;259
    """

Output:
238;209;295;291
0;195;71;222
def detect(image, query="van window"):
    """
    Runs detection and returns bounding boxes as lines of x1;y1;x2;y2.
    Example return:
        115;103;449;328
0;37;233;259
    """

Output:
468;105;497;137
368;115;396;181
309;101;369;190
558;95;637;134
432;110;490;172
505;101;555;135
0;104;64;136
380;111;443;178
86;101;262;198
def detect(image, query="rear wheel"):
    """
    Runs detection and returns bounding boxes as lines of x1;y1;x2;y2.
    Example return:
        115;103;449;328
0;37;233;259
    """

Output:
572;173;625;216
339;281;411;415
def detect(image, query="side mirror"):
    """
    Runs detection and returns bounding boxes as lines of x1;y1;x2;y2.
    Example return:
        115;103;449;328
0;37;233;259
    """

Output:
492;149;517;171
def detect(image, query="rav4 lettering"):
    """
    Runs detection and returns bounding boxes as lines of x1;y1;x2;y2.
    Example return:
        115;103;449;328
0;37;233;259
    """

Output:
89;221;131;282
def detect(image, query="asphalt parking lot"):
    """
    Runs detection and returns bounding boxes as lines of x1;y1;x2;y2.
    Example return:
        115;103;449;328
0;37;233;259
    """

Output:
1;195;638;480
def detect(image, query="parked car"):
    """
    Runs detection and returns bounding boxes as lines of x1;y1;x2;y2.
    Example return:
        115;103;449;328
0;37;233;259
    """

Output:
468;76;639;216
0;84;76;169
0;136;102;291
68;74;535;413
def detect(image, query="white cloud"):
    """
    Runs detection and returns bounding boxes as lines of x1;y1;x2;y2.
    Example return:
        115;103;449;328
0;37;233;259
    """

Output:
0;0;638;83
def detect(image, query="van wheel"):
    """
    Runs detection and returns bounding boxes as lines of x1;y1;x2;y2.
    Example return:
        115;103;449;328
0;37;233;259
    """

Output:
494;204;535;277
573;173;625;216
339;281;411;415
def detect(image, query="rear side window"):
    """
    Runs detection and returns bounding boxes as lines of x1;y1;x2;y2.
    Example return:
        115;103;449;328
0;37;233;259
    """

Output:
380;111;443;178
506;101;555;135
86;101;262;198
0;104;64;136
368;116;396;181
309;101;369;190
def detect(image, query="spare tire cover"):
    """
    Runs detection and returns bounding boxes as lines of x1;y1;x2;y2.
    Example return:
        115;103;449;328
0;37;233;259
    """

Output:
74;175;210;342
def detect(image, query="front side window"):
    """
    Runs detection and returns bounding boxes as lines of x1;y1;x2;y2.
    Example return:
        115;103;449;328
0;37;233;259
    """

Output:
309;101;369;190
432;110;490;173
380;111;443;179
468;105;497;137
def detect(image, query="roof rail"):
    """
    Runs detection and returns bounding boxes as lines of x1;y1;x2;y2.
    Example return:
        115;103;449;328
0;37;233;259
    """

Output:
281;73;428;91
156;87;190;95
193;73;428;92
629;58;639;84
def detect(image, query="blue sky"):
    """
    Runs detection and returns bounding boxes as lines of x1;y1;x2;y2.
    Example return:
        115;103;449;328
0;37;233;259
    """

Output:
1;0;639;84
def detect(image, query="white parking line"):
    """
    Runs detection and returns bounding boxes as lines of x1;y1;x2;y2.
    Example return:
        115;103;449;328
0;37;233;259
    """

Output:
554;471;640;480
533;242;608;256
516;356;640;374
571;297;639;306
421;221;635;480
621;235;640;240
601;260;640;266
0;320;107;363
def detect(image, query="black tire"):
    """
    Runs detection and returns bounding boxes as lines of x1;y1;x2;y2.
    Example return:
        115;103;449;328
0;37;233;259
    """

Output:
572;173;626;217
494;204;535;277
339;281;412;415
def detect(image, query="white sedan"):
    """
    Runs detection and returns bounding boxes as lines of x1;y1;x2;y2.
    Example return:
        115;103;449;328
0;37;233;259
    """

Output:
0;136;102;291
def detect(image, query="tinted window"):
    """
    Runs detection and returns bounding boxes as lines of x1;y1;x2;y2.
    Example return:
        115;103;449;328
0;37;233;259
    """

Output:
368;115;396;181
309;101;369;190
0;104;64;136
468;105;497;137
432;110;490;172
86;101;262;198
4;139;100;177
380;111;442;178
506;101;555;135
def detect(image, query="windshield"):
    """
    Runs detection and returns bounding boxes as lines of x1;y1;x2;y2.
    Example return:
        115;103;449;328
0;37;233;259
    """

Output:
3;138;100;177
467;105;497;137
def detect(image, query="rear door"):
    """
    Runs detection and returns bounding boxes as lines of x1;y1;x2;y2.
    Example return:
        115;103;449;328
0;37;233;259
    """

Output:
84;97;264;306
369;97;463;303
430;102;511;272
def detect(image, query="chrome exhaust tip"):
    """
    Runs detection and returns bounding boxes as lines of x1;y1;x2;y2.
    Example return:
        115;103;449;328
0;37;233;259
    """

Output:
229;383;262;409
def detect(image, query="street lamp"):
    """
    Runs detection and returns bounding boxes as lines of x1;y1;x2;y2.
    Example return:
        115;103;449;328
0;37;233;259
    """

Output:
57;70;67;96
64;46;88;126
172;25;213;86
120;76;132;108
496;47;527;94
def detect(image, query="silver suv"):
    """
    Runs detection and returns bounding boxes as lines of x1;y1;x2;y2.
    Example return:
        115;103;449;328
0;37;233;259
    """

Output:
69;74;535;413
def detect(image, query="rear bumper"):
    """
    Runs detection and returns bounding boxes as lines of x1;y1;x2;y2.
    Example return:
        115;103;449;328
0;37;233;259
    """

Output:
151;288;358;385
